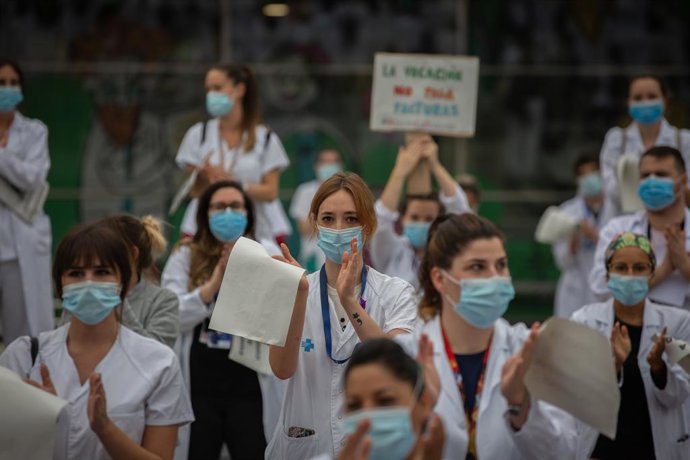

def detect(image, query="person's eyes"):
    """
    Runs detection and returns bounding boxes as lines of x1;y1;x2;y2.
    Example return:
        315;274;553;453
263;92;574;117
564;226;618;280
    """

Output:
66;270;84;277
375;397;397;407
346;216;360;224
96;268;113;276
496;260;508;270
345;401;361;412
469;263;485;272
320;215;333;223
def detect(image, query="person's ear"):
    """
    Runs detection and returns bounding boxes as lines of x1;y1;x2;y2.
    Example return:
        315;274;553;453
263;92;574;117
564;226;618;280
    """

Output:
130;246;140;265
233;81;246;99
430;267;445;295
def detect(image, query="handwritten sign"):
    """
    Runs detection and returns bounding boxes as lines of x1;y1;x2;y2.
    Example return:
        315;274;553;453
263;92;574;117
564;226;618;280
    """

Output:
370;53;479;137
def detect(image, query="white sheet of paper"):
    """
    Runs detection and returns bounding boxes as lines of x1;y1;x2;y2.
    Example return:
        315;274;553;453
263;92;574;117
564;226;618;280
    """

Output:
168;169;198;216
229;337;273;375
534;206;580;244
209;237;305;346
617;153;644;213
0;367;67;460
524;317;620;439
652;335;690;375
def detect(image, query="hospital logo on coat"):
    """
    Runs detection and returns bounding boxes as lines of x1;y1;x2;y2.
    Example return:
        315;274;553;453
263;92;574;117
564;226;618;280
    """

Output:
301;338;314;352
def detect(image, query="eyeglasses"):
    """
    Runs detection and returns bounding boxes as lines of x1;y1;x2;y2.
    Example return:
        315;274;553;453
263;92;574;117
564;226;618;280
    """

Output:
608;262;653;275
209;201;245;212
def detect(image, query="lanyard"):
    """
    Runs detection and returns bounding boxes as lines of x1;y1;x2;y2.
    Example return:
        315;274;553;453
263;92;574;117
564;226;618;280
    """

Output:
441;324;491;460
319;264;368;364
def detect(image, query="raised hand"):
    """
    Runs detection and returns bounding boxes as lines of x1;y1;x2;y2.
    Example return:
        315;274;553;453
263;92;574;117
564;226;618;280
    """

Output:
417;334;440;407
501;322;539;406
665;226;690;273
273;243;308;291
337;419;371;460
420;414;445;460
394;140;425;178
336;238;361;307
647;326;668;375
611;321;631;374
24;363;57;396
87;373;111;436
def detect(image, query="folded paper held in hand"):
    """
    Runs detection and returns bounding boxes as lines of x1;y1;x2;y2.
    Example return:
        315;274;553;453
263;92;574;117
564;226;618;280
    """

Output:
652;334;690;375
209;237;305;347
524;317;620;439
0;366;68;460
229;337;273;375
534;206;579;244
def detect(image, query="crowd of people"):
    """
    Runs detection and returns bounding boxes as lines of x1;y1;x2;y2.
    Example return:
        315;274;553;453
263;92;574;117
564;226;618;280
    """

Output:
1;58;689;460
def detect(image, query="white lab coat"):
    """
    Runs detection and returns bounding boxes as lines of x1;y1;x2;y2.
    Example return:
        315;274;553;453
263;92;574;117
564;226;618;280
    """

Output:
398;315;578;460
0;323;194;460
175;120;292;241
600;119;690;215
370;185;472;290
0;112;53;338
160;241;286;455
552;196;616;318
571;299;690;459
589;209;690;310
265;267;418;460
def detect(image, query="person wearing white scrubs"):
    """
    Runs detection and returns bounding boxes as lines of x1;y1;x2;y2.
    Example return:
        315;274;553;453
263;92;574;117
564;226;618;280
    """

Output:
403;213;577;460
175;63;292;243
313;337;445;460
552;154;615;318
600;75;690;215
572;232;690;459
0;60;53;345
0;223;194;460
371;134;471;291
590;146;690;311
289;148;343;272
267;172;418;460
162;180;285;460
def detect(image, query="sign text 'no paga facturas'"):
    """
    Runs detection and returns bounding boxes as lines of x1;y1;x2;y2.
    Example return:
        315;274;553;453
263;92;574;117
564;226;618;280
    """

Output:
370;53;480;137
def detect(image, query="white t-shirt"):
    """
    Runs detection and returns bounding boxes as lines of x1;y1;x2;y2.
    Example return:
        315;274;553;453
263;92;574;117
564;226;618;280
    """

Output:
265;267;418;460
176;120;291;241
289;179;325;269
0;324;194;460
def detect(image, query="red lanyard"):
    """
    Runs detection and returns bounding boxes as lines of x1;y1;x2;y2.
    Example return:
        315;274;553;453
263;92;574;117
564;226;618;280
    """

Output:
441;325;491;460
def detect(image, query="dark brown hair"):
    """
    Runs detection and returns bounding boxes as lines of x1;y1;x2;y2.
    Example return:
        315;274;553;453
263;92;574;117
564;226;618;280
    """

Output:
640;145;686;174
309;172;378;239
98;215;167;277
53;224;132;301
209;63;261;151
184;180;255;289
401;193;444;217
573;152;599;176
418;213;505;319
0;58;24;87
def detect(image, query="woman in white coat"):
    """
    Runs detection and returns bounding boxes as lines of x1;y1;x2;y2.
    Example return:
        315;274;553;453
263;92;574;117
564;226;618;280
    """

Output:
162;180;284;460
175;63;292;243
0;223;194;459
0;59;53;344
267;172;418;460
408;213;577;460
552;154;615;318
600;75;690;214
571;232;690;459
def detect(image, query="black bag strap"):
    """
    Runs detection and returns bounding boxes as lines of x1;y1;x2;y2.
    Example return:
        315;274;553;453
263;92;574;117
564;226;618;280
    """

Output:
30;336;39;366
200;119;209;146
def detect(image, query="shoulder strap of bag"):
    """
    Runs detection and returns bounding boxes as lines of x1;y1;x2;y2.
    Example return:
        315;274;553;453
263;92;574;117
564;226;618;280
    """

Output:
30;336;39;366
200;119;209;146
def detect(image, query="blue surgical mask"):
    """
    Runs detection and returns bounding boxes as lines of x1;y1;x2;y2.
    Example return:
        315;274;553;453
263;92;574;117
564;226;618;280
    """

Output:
403;222;431;249
0;87;23;112
62;281;121;325
343;407;415;460
638;176;677;211
629;99;664;125
607;274;648;306
578;172;603;198
317;226;363;263
443;273;515;329
206;91;234;117
209;210;247;243
316;163;342;182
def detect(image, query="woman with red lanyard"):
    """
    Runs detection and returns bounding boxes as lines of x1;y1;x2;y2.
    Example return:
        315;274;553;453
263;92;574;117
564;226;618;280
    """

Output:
403;213;577;460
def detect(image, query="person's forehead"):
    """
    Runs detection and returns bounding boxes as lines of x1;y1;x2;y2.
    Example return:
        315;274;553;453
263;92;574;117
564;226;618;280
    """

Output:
640;155;675;170
630;78;662;95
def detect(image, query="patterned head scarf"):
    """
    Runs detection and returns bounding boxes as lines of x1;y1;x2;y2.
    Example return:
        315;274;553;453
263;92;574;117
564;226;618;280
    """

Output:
604;232;656;271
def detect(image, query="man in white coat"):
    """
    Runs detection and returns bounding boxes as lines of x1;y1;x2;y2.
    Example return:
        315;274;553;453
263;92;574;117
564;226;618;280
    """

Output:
590;146;690;311
552;154;615;318
0;60;54;345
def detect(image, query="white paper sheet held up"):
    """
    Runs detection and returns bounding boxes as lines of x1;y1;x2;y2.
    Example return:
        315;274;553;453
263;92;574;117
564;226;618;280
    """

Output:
0;367;67;460
209;237;305;346
524;317;620;439
652;334;690;375
229;337;273;375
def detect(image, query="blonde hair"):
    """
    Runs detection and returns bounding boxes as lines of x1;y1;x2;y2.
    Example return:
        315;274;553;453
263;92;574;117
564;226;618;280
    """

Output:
308;172;378;240
99;214;169;276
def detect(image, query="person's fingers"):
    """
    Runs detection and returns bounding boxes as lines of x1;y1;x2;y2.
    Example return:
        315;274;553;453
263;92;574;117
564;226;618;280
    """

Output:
271;255;288;263
40;363;55;392
24;379;44;390
350;237;358;259
341;419;370;458
341;250;350;268
620;324;629;341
